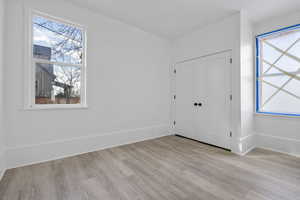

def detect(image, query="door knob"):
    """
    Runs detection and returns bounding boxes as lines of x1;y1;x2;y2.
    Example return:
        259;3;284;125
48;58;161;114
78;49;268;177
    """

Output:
194;102;202;107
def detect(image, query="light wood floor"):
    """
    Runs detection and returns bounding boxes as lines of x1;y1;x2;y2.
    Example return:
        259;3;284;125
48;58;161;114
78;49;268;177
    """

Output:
0;136;300;200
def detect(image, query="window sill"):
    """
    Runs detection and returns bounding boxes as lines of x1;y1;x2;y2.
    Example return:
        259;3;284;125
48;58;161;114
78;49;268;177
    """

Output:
24;104;88;111
254;111;300;119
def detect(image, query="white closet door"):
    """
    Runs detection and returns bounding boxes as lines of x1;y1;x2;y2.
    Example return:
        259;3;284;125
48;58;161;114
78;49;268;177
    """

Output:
175;60;198;139
175;52;231;149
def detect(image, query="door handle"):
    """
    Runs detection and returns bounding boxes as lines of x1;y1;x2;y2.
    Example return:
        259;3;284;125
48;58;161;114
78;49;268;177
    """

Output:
194;102;202;107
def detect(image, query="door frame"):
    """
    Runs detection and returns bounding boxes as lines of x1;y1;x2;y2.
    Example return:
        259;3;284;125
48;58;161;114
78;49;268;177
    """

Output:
172;49;233;151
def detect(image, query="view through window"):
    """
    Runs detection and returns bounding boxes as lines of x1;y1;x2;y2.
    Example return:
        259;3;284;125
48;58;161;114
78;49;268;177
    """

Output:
32;14;85;105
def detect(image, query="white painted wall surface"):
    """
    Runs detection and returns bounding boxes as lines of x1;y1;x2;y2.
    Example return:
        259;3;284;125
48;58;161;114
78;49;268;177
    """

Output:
172;13;244;154
0;0;6;178
239;11;255;154
4;0;171;168
254;11;300;156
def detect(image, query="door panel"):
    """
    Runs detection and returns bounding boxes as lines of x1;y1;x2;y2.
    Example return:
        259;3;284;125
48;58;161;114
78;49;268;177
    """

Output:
175;61;197;139
175;52;231;149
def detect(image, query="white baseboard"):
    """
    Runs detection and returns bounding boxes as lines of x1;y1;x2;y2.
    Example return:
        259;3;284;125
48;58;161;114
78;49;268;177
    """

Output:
234;134;300;157
6;127;299;169
6;124;171;169
256;134;300;157
0;151;6;182
232;134;256;156
237;145;256;156
0;169;5;183
240;134;256;155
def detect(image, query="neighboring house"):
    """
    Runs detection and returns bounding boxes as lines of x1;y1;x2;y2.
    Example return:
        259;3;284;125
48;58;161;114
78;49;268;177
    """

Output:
33;45;55;99
34;45;74;103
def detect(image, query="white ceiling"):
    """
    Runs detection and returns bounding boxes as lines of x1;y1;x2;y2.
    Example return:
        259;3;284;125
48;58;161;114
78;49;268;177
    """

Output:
65;0;300;39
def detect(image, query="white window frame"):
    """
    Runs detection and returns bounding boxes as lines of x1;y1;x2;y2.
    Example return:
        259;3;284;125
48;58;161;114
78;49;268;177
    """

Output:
24;9;87;110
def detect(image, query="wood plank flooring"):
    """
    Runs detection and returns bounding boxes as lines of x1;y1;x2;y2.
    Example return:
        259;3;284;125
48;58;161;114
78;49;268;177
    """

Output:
0;135;300;200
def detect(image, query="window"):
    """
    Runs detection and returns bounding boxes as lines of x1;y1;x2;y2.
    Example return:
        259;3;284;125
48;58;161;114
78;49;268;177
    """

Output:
256;24;300;116
28;11;86;109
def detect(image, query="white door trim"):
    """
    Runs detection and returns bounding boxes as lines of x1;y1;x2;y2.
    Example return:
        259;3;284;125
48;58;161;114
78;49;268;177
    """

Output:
175;49;232;65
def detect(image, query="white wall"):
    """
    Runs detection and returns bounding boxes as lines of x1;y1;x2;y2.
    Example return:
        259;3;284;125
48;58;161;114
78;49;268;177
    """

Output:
254;11;300;156
0;0;6;178
4;0;172;168
172;13;245;154
240;11;255;154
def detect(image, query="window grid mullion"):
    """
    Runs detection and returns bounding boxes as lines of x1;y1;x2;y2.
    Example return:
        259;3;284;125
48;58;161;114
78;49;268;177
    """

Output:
32;58;83;68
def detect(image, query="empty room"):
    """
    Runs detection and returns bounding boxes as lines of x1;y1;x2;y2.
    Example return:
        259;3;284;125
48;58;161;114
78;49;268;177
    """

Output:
0;0;300;199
